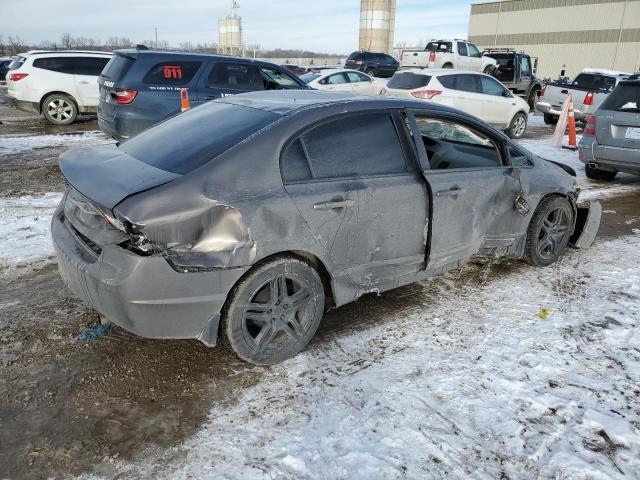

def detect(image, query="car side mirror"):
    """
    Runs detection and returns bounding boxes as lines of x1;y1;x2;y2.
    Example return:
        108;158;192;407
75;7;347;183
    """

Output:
503;89;512;97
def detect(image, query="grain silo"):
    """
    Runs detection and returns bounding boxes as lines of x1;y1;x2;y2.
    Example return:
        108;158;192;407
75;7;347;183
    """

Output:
218;0;245;56
359;0;396;54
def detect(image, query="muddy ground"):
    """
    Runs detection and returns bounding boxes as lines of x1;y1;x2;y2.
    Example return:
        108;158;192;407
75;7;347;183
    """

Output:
0;85;639;479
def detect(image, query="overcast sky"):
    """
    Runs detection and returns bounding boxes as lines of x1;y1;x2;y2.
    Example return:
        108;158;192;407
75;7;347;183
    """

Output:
2;0;473;53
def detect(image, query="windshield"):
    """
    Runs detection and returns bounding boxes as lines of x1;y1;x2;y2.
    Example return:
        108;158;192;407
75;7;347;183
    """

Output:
600;83;640;112
300;73;321;83
120;102;280;175
387;72;431;90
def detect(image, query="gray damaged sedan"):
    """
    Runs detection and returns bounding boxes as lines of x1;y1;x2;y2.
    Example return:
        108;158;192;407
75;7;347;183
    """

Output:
52;91;601;364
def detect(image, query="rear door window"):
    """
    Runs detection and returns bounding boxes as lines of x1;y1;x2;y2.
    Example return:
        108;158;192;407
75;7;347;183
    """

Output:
100;54;135;81
457;42;468;57
324;73;349;85
456;74;481;93
388;72;431;89
74;57;111;76
346;71;370;83
290;113;408;181
281;138;312;183
143;61;202;85
208;62;258;90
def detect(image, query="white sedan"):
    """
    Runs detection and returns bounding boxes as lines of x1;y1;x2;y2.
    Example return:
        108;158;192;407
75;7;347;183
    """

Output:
382;69;531;138
300;69;384;96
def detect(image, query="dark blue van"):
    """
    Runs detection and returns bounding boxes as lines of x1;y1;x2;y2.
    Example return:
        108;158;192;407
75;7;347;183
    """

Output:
98;49;307;141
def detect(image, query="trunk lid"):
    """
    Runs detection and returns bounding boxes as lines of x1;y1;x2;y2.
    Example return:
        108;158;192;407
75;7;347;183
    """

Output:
59;144;179;210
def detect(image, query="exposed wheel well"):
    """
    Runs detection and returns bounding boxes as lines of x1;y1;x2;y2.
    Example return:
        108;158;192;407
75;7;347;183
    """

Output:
39;91;78;114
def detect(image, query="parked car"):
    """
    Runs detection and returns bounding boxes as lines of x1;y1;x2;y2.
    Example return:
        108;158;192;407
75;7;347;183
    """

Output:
483;48;543;108
578;76;640;180
282;64;306;76
98;49;307;141
0;57;13;80
400;40;497;74
5;50;112;125
382;69;531;138
301;69;382;95
52;90;599;365
536;68;632;124
344;51;399;78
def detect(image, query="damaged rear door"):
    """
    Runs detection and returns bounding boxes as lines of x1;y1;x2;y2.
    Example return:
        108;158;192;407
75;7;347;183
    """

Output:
282;111;428;287
406;111;524;270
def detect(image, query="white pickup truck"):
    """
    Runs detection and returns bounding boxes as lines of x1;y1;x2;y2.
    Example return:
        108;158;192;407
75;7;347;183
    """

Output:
400;39;497;74
536;68;632;124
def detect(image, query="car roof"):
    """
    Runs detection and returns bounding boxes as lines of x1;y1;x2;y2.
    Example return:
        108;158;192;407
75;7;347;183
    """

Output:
580;68;632;77
114;49;281;67
315;68;365;76
20;50;112;57
218;90;456;115
394;68;480;76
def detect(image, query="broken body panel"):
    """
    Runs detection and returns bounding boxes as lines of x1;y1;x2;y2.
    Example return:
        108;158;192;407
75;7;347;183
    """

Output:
52;91;598;347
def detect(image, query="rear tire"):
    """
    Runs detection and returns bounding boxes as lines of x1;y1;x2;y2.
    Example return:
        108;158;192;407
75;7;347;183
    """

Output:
365;68;375;76
507;112;528;139
42;93;77;125
523;196;574;267
585;163;617;181
528;89;539;109
543;113;558;125
222;256;325;365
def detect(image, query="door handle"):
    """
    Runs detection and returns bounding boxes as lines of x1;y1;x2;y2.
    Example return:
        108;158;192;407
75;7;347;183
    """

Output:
313;199;354;210
435;188;465;197
79;81;89;84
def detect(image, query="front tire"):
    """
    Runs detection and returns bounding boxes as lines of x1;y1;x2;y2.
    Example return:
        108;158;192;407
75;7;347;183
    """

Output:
543;113;558;125
585;163;617;181
222;256;325;365
507;112;528;139
523;196;574;266
42;94;78;125
483;65;496;75
365;68;375;76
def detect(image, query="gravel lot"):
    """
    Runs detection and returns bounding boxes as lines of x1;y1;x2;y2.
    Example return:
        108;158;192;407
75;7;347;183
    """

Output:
1;84;639;480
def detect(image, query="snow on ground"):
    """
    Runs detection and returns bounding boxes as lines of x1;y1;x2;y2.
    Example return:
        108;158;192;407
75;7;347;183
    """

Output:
0;131;110;156
83;234;640;479
0;193;62;270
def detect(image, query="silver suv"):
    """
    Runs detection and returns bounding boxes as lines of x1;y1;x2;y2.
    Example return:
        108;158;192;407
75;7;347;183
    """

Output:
579;77;640;180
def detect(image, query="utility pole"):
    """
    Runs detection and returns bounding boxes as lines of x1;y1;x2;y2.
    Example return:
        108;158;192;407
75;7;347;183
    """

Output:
155;27;158;48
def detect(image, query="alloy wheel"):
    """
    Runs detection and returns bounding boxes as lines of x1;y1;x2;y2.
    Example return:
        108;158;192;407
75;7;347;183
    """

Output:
47;98;74;122
537;205;571;261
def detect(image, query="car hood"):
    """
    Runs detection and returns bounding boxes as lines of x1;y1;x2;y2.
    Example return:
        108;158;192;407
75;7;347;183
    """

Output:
59;144;180;210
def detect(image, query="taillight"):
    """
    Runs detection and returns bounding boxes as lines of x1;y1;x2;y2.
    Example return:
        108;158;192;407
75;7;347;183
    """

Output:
411;90;442;100
114;89;138;105
540;84;547;97
584;115;596;136
355;60;363;65
583;91;594;106
428;51;436;63
9;72;28;81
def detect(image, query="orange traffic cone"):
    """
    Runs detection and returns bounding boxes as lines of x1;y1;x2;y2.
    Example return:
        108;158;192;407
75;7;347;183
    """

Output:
562;93;578;151
180;88;190;112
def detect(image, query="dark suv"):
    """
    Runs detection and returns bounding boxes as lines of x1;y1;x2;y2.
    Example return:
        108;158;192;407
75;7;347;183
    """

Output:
98;49;307;140
344;51;399;78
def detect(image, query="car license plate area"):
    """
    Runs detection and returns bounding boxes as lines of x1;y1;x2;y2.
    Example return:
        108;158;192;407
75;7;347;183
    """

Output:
625;127;640;140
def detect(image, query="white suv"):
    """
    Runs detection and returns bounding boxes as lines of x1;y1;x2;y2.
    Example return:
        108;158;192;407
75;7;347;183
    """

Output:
6;51;112;125
382;68;530;138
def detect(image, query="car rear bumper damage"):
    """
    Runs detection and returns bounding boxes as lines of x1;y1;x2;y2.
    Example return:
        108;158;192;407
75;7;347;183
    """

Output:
51;204;248;346
5;95;40;114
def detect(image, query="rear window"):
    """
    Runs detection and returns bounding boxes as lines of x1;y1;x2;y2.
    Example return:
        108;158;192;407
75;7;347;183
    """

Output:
33;57;76;74
347;53;363;61
572;73;617;92
388;72;431;90
8;56;26;70
119;101;279;175
101;54;135;81
143;61;202;85
426;42;452;53
600;83;640;112
300;73;321;83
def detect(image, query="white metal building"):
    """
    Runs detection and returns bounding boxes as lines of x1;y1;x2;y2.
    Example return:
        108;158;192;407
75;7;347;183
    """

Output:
468;0;640;79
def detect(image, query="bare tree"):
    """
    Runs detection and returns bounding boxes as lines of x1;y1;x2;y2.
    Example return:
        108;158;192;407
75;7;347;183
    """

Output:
105;36;133;49
179;41;194;51
60;32;74;49
6;35;26;55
